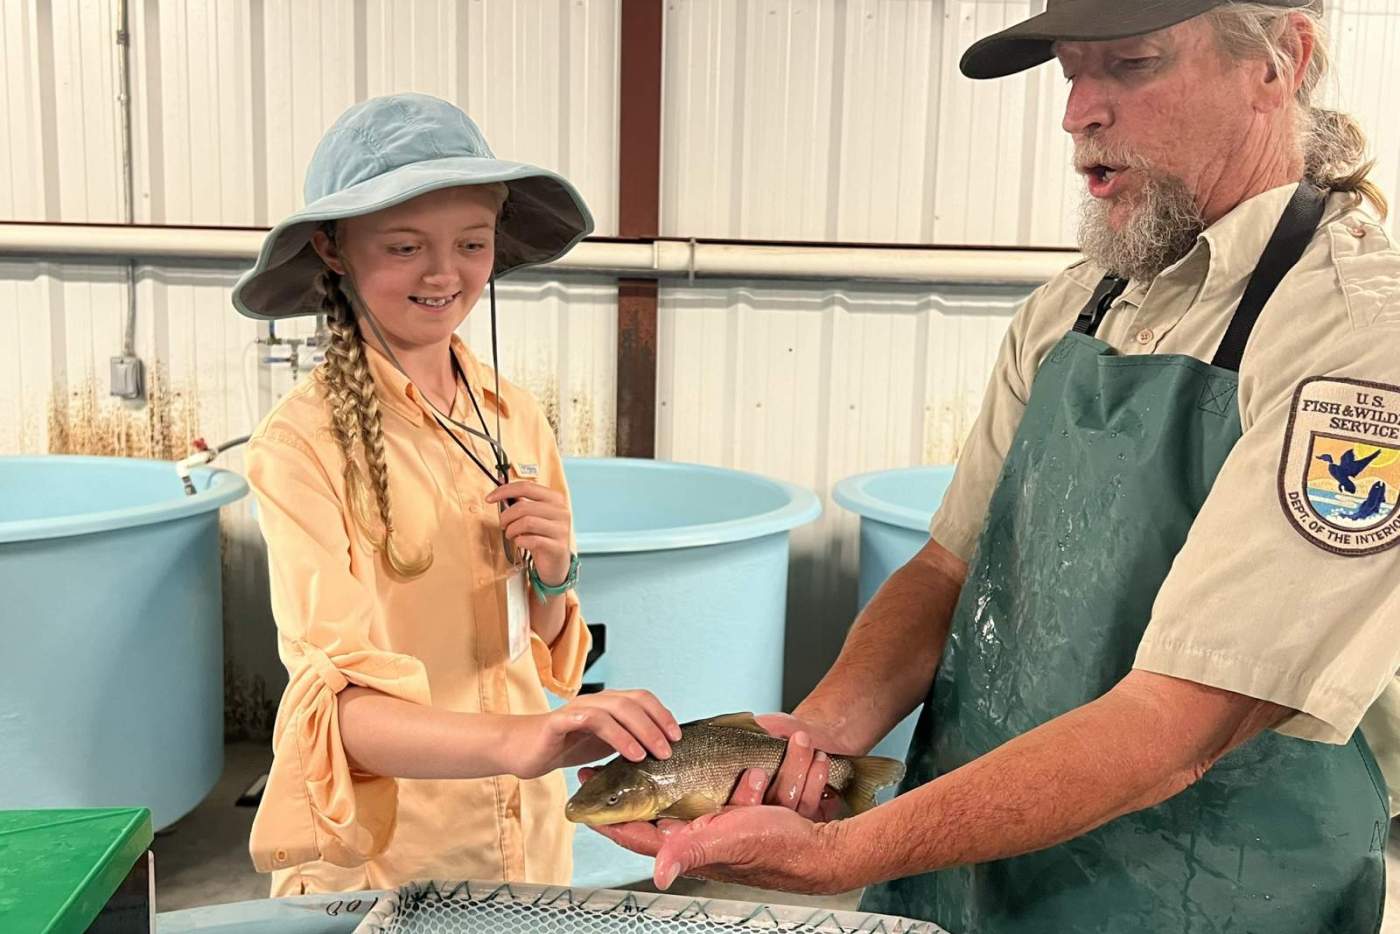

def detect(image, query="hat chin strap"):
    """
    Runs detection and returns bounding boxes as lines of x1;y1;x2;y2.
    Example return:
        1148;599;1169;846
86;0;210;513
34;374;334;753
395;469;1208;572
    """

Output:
339;273;508;466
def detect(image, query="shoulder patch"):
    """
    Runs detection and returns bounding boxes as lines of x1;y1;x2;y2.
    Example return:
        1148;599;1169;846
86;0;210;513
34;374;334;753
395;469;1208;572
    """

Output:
1279;377;1400;555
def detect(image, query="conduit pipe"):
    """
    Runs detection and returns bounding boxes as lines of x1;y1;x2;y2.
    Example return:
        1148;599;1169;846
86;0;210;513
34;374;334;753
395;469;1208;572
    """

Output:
0;223;1078;287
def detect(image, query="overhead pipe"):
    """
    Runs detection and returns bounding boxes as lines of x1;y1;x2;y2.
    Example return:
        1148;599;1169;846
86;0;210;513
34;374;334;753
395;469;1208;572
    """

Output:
0;223;1079;287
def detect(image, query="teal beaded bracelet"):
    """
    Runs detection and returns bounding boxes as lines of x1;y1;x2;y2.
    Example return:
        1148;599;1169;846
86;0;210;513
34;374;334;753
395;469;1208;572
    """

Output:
528;552;579;603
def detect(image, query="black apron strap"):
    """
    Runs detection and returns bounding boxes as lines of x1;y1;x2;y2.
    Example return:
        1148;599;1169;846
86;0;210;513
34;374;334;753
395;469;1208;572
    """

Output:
1067;183;1327;368
1211;181;1328;371
1073;274;1129;337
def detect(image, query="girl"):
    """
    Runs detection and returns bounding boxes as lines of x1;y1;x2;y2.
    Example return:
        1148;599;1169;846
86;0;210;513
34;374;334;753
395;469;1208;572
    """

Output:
231;93;679;896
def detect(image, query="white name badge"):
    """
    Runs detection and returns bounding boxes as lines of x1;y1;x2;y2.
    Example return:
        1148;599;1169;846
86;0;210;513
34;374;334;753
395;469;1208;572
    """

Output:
506;567;531;662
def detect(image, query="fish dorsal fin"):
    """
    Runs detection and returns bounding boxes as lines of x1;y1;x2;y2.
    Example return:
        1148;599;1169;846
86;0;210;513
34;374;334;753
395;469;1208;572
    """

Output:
687;711;768;734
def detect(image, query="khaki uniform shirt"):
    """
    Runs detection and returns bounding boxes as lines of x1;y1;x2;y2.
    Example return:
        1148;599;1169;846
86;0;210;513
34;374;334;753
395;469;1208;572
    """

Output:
930;184;1400;814
245;335;591;895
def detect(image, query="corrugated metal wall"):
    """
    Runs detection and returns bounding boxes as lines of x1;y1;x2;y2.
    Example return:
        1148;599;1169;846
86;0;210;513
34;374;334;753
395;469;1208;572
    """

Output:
6;0;1400;725
657;281;1027;696
1;0;625;734
661;0;1080;245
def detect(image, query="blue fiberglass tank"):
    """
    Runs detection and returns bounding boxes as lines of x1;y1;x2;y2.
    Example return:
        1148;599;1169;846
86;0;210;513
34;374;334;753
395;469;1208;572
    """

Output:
832;465;956;765
560;457;820;886
0;455;248;830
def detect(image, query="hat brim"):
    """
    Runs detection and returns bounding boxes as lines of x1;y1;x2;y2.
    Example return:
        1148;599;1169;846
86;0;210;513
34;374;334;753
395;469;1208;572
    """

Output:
959;0;1310;80
232;156;594;320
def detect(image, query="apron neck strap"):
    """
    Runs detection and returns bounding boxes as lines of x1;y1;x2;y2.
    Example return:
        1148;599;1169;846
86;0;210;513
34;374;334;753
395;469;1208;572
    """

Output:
1073;274;1129;337
1070;182;1327;371
1211;181;1327;372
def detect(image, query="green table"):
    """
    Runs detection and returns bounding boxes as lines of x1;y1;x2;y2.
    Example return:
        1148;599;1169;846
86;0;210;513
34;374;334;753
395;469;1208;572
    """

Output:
0;808;153;933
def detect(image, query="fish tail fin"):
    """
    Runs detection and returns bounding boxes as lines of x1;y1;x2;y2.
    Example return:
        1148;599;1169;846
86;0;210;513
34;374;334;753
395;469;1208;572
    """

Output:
841;755;906;815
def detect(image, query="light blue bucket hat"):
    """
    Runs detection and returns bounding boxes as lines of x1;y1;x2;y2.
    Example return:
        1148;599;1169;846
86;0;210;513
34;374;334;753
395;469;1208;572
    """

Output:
232;92;594;320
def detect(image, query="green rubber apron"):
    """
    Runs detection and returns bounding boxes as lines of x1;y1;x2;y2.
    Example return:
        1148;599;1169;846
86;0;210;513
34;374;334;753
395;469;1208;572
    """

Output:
862;184;1389;933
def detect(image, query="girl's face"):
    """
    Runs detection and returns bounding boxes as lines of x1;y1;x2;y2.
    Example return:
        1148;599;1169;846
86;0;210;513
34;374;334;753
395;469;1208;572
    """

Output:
311;185;500;353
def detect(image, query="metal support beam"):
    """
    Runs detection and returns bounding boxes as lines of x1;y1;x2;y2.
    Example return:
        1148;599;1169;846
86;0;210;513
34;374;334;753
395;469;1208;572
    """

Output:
615;0;664;458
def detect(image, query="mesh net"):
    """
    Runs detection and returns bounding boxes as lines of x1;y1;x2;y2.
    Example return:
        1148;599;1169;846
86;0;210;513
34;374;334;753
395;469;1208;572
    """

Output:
355;881;943;934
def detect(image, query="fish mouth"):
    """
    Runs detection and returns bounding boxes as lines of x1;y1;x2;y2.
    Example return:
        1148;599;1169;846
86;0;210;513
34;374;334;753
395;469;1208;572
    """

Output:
564;805;632;827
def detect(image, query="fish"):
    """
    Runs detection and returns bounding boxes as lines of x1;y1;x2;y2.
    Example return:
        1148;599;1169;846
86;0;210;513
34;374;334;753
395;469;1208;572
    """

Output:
1346;479;1388;521
564;712;906;826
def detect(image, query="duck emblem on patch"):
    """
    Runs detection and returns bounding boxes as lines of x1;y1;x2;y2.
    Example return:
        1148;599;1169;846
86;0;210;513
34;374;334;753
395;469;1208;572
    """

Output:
1279;377;1400;556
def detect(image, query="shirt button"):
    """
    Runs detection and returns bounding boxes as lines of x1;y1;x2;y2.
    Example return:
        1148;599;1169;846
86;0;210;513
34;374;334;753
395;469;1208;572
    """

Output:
1135;328;1155;345
274;849;288;864
469;503;482;514
1348;222;1367;238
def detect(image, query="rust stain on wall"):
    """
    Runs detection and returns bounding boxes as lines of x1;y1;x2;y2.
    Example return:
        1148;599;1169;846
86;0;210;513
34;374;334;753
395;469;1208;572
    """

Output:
46;364;201;460
521;375;616;458
922;395;980;465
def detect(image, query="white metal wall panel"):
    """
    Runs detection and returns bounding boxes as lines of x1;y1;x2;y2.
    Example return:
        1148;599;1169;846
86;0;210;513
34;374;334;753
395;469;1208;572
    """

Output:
656;282;1027;702
1326;0;1400;219
661;0;1078;246
1;0;124;222
127;0;620;233
662;0;1400;247
1;3;49;221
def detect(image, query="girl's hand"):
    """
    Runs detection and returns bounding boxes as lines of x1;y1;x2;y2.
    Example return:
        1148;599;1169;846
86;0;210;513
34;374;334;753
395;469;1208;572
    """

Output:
513;690;683;780
487;481;573;586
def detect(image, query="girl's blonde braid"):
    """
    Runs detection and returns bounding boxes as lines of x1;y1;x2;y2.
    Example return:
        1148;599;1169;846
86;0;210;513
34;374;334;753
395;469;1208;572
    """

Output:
314;267;432;578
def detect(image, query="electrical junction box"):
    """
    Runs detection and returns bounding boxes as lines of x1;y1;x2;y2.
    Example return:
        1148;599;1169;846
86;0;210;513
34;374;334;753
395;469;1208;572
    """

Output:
110;355;145;400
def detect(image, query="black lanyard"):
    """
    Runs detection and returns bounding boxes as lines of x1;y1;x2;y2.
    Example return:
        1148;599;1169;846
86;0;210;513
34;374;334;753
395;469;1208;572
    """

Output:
429;353;509;489
350;279;512;489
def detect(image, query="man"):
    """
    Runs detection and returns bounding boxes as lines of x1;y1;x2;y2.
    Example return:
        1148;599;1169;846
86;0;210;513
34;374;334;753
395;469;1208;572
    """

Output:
593;2;1398;931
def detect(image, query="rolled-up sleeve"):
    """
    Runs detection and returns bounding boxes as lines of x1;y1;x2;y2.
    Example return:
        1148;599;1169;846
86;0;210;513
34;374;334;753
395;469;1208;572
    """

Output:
246;428;432;873
531;594;589;698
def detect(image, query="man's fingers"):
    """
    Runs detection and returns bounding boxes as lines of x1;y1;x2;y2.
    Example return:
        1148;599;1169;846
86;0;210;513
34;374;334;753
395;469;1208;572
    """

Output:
766;731;814;809
728;768;769;807
797;752;830;820
653;819;732;890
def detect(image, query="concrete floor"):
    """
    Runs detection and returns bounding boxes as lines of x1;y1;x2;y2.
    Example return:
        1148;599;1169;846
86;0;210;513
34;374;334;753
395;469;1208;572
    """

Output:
155;743;1400;929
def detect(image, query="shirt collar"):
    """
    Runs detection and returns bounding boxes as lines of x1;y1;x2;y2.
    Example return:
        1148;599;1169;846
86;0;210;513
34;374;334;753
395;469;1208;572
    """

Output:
1118;182;1315;311
362;334;511;425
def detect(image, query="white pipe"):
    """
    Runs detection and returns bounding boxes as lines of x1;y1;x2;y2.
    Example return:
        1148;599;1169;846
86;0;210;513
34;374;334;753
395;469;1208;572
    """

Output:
0;223;1078;287
115;0;139;357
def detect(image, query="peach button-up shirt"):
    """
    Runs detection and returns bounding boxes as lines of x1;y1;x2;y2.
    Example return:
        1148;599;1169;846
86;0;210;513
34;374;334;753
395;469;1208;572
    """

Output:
244;334;590;896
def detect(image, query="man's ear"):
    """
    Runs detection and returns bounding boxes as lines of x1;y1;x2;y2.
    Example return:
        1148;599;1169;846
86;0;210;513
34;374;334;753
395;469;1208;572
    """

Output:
310;229;347;275
1251;13;1314;115
1276;13;1315;97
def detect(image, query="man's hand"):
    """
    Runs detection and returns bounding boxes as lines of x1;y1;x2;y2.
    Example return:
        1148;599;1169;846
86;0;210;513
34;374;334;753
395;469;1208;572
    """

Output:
750;714;853;821
649;805;849;894
582;766;851;893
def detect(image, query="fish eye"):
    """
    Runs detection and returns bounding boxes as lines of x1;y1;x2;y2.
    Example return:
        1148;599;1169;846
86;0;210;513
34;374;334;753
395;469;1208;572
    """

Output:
607;793;620;805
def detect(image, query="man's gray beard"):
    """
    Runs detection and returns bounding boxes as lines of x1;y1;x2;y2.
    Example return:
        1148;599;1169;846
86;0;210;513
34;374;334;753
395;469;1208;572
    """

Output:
1077;174;1205;282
